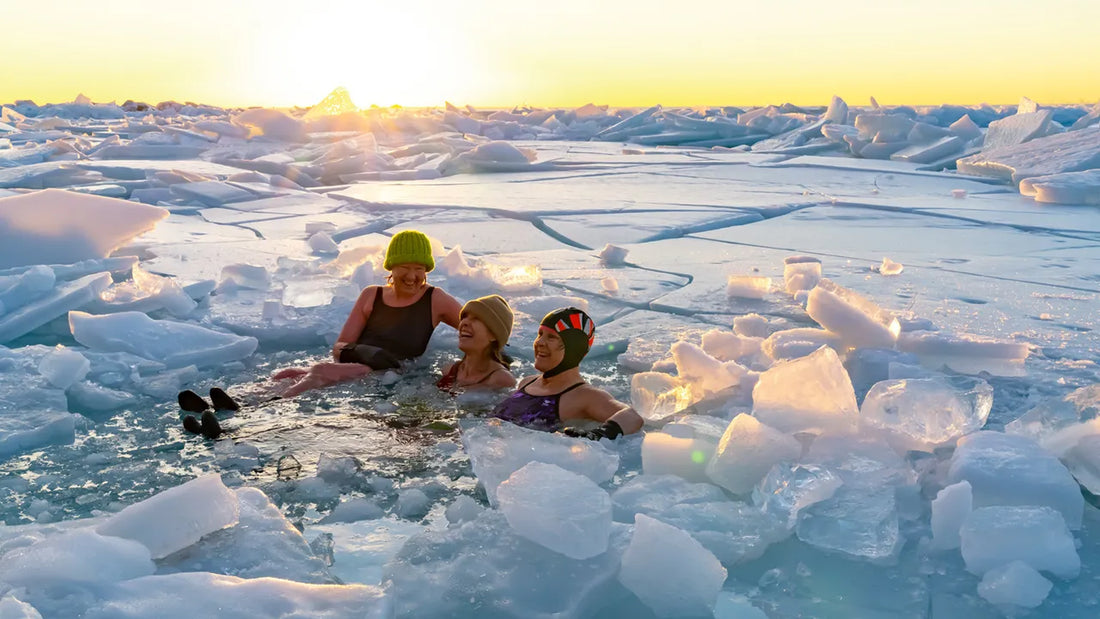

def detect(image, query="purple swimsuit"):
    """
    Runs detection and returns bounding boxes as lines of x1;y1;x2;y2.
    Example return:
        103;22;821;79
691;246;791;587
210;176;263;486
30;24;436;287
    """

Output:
491;379;585;432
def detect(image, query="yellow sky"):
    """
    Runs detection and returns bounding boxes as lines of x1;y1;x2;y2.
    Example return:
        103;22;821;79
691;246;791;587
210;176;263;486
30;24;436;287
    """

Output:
2;0;1097;110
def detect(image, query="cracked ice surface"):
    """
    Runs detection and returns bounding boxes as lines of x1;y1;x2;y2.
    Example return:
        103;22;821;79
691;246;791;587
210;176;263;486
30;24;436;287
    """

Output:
1;98;1100;619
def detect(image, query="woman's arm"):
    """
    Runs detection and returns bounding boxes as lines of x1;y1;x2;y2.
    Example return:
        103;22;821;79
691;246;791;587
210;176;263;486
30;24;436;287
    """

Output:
575;387;645;435
432;288;462;330
333;286;377;360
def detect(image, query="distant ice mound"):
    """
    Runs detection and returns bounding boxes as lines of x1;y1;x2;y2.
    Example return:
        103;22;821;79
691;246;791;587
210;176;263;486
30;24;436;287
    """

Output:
0;189;167;270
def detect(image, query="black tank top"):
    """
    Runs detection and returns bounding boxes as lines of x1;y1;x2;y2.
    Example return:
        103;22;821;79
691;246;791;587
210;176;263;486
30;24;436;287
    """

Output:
355;286;436;360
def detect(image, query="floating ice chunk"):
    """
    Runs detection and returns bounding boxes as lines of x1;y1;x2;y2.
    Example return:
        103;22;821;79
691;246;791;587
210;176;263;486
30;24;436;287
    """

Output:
37;346;90;388
860;376;993;451
878;257;904;275
702;329;763;363
671;341;749;395
706;414;801;495
761;327;841;361
1005;384;1100;443
0;272;112;345
947;431;1083;529
599;276;618;293
930;481;973;550
610;474;727;521
957;126;1100;183
753;463;843;529
0;594;41;619
496;462;612;560
644;499;789;566
733;313;769;338
159;487;330;583
752;346;858;435
641;425;718;482
782;255;821;294
83;572;389;619
70;310;258;368
93;264;197;318
599;243;629;265
630;371;693;422
217;263;271;292
806;279;899;350
385;509;629;618
444;495;483;525
982;109;1053;151
618;514;727;618
797;485;900;562
0;527;154;587
96;474;240;559
951;188;968;198
977;560;1053;609
797;436;913;560
395;489;432;519
1019;168;1100;205
897;330;1029;376
726;275;770;299
460;418;619;506
1062;433;1100;494
960;505;1079;578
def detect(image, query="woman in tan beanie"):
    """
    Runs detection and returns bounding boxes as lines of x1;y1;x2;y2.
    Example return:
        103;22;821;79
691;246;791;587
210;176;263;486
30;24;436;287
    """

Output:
437;295;517;393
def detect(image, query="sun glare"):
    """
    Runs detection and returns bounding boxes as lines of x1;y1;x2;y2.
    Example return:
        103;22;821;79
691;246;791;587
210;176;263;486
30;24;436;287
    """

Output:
247;2;483;109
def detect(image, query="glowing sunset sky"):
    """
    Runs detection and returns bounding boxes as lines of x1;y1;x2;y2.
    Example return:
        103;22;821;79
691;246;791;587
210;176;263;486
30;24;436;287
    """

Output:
3;0;1097;109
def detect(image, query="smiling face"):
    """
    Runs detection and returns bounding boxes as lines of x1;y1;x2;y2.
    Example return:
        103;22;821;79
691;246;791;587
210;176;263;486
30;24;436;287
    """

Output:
533;326;566;373
458;311;495;355
389;263;427;295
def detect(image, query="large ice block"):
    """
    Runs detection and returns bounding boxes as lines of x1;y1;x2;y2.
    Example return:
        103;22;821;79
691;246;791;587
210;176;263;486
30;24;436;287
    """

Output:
705;414;801;495
0;189;167;269
618;514;727;618
752;346;858;435
96;474;240;559
947;431;1083;529
496;462;613;560
977;561;1052;609
805;279;899;350
960;505;1079;578
641;425;717;482
930;481;973;551
460;419;619;506
385;510;631;618
0;528;154;587
859;376;993;452
752;463;843;529
69;310;259;368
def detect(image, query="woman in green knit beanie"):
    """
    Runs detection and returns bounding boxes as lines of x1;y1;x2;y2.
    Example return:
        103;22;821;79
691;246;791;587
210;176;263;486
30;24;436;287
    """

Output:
178;231;463;435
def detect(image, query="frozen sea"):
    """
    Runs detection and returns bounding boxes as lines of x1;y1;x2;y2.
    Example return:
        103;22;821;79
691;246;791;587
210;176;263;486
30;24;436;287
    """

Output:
1;94;1099;618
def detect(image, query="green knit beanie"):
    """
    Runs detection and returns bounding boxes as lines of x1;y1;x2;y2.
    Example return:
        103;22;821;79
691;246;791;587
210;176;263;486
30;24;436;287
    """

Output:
384;230;435;272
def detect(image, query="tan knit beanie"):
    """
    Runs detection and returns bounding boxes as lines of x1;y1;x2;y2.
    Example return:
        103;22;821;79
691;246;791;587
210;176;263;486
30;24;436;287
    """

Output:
461;295;514;362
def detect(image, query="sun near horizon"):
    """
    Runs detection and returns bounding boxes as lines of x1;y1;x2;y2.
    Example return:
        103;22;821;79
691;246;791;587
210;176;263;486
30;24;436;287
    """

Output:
3;0;1098;111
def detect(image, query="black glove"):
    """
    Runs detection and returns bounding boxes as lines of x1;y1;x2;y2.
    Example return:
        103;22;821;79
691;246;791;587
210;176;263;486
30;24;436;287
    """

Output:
563;420;623;441
338;344;401;370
